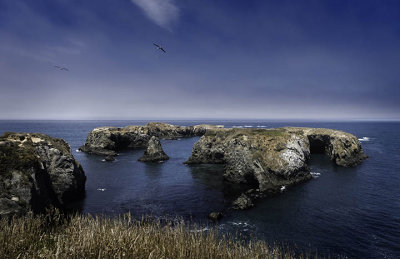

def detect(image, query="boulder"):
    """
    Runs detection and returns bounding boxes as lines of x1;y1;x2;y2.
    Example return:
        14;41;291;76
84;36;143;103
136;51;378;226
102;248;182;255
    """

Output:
104;155;115;162
232;194;254;210
0;132;86;216
138;136;169;162
208;211;223;221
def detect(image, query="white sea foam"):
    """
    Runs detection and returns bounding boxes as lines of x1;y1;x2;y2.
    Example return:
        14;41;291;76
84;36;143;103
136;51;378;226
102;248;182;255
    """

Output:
190;227;210;233
311;172;321;178
256;125;267;128
228;221;252;227
244;125;253;128
75;149;81;152
232;126;243;128
358;137;370;142
280;186;286;192
101;159;106;162
97;188;106;191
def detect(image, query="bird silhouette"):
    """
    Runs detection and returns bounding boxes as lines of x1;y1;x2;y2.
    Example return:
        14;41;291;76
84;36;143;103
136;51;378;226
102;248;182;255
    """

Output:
153;43;166;53
54;65;69;71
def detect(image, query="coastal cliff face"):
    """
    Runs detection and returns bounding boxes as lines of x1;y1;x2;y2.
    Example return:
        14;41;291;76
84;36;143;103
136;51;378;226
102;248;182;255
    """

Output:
0;132;86;216
80;122;223;156
186;127;366;194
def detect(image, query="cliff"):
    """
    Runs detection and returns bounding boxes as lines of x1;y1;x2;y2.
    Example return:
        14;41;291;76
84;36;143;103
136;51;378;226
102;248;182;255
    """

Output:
0;132;86;216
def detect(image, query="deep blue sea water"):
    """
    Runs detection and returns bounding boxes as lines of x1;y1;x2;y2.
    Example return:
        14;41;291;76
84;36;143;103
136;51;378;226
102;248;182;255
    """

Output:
0;120;399;258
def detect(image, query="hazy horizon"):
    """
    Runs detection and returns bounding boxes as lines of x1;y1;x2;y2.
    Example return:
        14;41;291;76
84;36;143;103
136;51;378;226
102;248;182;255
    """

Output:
1;0;399;120
0;117;399;122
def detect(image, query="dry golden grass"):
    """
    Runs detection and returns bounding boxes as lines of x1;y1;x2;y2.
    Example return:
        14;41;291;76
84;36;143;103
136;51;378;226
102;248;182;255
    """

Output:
0;211;312;259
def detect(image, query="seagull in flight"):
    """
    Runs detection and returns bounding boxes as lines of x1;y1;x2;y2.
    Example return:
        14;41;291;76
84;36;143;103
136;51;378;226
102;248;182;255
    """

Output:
153;43;166;53
54;65;69;71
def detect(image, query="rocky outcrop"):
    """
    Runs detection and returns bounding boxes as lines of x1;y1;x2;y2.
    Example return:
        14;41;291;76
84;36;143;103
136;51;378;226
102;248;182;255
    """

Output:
289;127;367;167
0;132;86;216
138;136;169;162
104;155;115;162
208;211;223;221
80;122;224;156
185;127;366;197
232;193;254;210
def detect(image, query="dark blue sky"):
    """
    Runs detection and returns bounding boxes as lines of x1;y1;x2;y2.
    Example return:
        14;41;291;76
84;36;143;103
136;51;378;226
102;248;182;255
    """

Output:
0;0;399;120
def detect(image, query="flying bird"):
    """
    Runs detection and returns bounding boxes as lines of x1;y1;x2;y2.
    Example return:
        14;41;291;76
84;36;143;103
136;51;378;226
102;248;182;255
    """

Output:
153;43;166;53
54;65;69;71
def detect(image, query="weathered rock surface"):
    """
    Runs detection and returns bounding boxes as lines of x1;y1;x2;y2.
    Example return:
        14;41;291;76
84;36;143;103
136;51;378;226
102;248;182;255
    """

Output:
185;127;366;196
208;211;223;221
104;155;115;162
80;122;224;156
138;136;169;162
0;132;86;216
293;127;367;167
232;193;254;210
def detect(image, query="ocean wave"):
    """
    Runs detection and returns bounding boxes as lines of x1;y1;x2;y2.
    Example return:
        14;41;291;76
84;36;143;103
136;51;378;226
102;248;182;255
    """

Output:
232;126;243;128
227;221;254;228
256;125;267;128
358;137;370;142
190;227;210;233
244;125;253;128
311;172;321;178
221;221;257;233
75;149;81;152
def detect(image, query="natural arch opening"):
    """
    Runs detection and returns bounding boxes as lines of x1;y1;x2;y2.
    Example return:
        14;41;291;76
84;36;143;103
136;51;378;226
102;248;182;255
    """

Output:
308;135;331;155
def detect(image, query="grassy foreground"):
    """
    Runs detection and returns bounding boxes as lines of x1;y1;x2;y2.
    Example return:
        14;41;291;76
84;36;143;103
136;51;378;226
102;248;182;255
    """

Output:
0;211;310;259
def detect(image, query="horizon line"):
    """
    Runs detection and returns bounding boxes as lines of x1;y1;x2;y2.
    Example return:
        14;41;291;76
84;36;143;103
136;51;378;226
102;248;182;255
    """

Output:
0;118;399;122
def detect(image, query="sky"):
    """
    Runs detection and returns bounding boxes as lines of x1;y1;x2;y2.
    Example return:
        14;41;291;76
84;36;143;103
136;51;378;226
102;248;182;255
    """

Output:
0;0;399;120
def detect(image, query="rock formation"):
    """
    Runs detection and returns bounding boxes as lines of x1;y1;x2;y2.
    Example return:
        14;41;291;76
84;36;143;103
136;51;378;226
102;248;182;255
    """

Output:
232;193;254;210
185;127;366;199
138;136;169;162
80;122;223;156
104;155;115;162
0;132;86;216
208;211;223;221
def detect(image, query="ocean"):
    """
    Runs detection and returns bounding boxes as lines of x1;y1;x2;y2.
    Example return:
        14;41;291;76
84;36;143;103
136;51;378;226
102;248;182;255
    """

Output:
0;120;399;258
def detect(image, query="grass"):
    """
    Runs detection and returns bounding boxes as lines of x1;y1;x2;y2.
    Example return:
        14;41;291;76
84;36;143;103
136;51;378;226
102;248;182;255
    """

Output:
0;210;314;259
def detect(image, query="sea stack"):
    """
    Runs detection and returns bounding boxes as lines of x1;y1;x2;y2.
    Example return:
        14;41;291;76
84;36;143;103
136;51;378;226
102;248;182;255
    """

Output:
0;132;86;216
138;136;169;162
